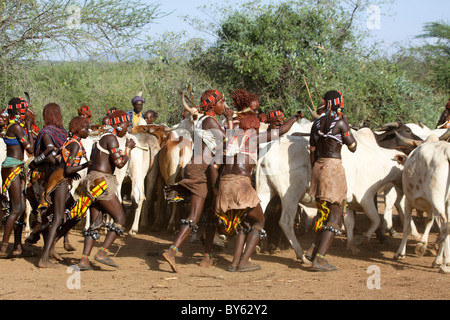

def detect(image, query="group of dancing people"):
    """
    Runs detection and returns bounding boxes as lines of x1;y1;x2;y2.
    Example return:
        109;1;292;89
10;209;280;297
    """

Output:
161;88;357;273
0;87;357;273
0;99;136;269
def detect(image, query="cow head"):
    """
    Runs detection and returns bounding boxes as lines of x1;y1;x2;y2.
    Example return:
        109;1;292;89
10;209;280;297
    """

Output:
178;90;201;134
394;127;450;151
373;121;424;155
440;127;450;142
130;124;171;146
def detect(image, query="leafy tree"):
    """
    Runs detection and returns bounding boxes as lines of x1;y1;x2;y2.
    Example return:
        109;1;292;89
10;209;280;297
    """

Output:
188;0;444;128
416;21;450;95
0;0;163;61
191;1;384;116
0;0;164;104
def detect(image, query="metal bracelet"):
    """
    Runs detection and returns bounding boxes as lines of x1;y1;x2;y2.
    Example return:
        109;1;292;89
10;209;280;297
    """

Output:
181;219;198;234
323;225;341;236
105;222;125;236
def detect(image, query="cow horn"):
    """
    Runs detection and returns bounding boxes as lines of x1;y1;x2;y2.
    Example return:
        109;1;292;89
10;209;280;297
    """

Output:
384;122;399;128
24;92;31;105
181;90;197;115
374;121;400;132
234;107;252;115
439;128;450;141
224;101;233;111
224;101;236;117
394;132;423;147
303;105;319;120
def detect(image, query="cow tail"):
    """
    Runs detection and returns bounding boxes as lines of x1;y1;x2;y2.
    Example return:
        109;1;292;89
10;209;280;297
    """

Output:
255;159;261;192
446;146;450;164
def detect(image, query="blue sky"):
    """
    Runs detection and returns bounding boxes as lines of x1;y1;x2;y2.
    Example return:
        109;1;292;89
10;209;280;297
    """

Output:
146;0;450;52
369;0;450;50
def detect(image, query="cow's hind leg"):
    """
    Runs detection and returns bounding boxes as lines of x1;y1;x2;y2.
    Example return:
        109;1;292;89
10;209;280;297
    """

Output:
278;200;307;263
343;209;360;255
394;201;413;260
361;196;382;245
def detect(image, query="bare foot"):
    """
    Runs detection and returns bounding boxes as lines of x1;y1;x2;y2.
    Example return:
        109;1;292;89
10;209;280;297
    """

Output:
162;249;179;273
50;249;64;261
199;255;216;268
0;250;11;259
12;247;36;258
64;242;76;252
38;259;60;268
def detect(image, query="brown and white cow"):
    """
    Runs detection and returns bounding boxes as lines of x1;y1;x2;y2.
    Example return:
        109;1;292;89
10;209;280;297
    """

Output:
150;127;192;232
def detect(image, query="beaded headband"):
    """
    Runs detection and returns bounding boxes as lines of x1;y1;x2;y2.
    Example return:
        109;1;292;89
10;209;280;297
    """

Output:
8;98;28;120
79;106;89;112
8;98;28;110
269;110;285;119
201;90;221;107
324;91;344;108
107;114;130;125
107;108;118;115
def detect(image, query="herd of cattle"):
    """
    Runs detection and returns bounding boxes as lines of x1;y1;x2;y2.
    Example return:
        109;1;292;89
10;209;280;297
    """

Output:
1;99;449;273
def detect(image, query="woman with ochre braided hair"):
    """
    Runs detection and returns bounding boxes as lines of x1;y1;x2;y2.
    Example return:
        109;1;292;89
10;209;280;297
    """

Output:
230;88;260;128
162;89;234;273
305;90;357;272
216;111;301;272
26;103;68;251
37;116;91;268
0;97;35;258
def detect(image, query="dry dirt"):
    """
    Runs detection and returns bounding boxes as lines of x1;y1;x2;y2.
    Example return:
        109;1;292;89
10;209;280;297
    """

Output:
0;211;449;303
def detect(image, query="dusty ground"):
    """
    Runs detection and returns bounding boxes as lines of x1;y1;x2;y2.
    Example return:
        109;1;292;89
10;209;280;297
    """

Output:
0;211;449;302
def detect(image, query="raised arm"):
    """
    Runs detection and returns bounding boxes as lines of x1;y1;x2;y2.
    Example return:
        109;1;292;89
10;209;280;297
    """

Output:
24;116;35;154
258;112;303;144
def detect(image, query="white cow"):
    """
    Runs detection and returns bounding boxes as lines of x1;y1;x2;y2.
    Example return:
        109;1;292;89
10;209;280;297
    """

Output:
125;132;161;234
394;136;450;273
383;125;448;252
256;127;406;261
256;135;311;262
405;123;446;141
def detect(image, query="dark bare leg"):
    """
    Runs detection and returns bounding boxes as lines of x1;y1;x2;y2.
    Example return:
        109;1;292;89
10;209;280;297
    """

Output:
237;205;265;271
79;206;103;269
163;194;205;273
39;183;68;268
1;169;26;257
312;202;343;271
200;206;217;267
229;229;245;270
